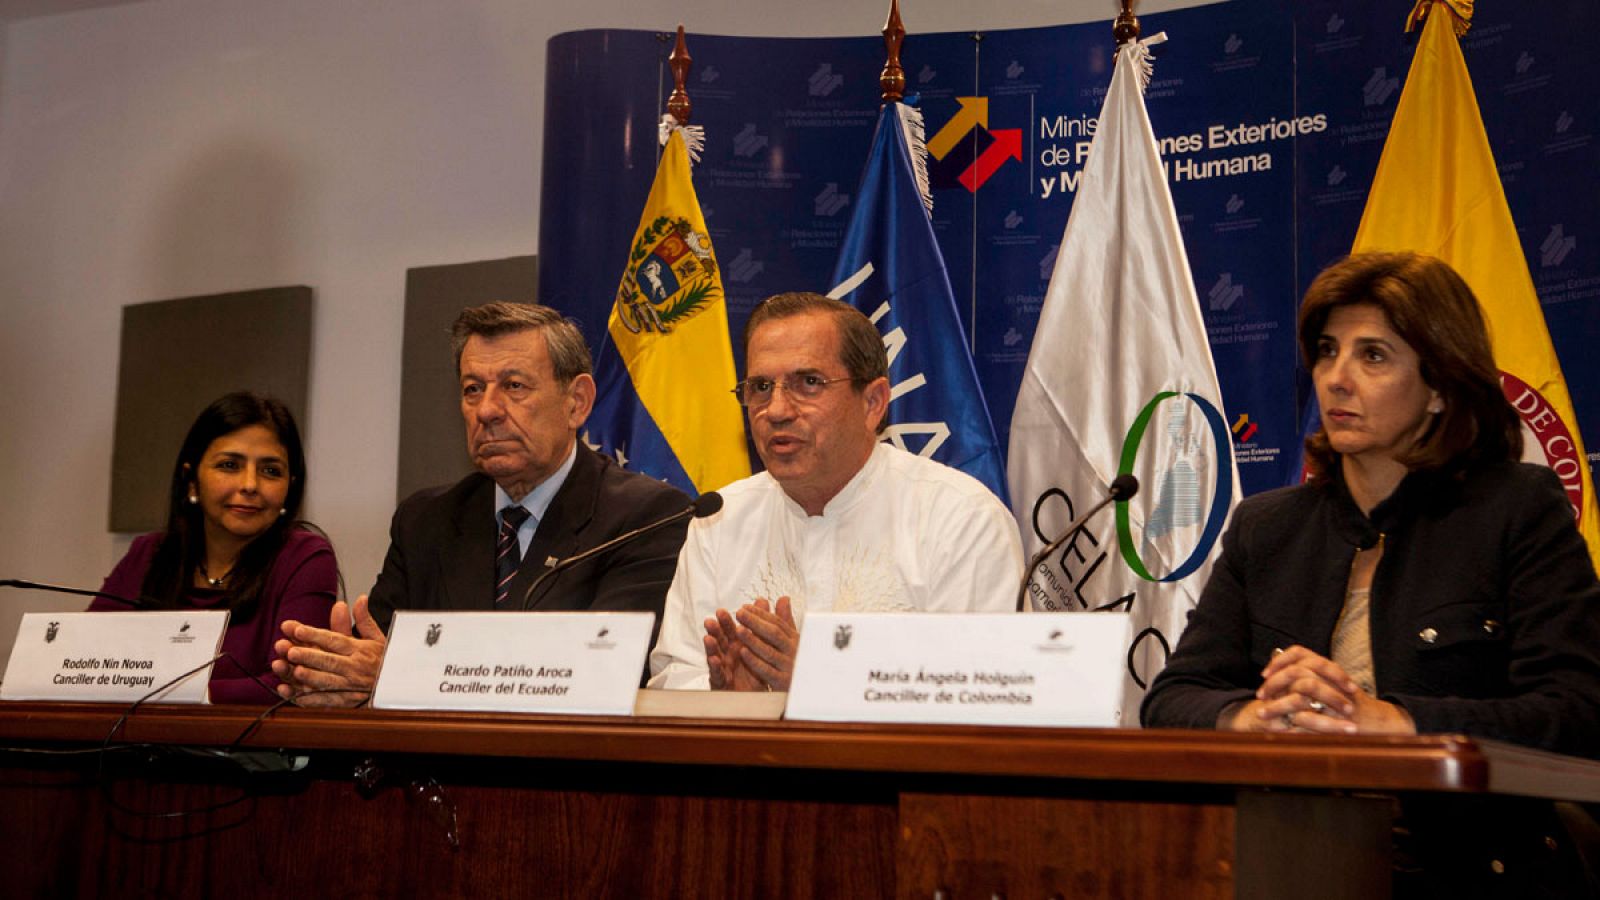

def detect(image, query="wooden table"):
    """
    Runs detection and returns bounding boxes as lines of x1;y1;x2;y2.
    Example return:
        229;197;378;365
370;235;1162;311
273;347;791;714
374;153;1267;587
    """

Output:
3;702;1598;899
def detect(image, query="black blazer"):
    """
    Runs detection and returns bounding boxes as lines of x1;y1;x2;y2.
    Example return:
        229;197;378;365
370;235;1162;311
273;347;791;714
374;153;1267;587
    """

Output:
367;443;690;638
1141;462;1600;757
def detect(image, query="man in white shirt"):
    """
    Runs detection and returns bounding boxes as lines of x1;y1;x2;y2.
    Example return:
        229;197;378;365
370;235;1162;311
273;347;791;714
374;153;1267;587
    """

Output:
648;292;1023;691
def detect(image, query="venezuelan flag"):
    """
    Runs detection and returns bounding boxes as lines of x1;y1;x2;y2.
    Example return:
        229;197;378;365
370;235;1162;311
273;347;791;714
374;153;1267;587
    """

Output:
588;125;750;495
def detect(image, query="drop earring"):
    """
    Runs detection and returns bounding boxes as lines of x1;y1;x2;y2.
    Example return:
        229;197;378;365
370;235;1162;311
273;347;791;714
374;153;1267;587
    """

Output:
188;493;199;504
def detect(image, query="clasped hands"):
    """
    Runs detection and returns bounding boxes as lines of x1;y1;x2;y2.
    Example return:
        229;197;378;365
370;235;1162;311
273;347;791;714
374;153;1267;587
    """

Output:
702;596;798;692
1227;645;1415;735
270;594;388;708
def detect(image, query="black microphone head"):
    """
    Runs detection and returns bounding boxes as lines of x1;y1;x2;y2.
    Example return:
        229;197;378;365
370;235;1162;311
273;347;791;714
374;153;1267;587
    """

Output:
1109;474;1139;501
691;491;724;517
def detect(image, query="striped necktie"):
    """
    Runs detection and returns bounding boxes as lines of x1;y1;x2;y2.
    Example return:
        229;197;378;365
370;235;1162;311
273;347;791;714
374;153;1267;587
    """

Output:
495;505;532;607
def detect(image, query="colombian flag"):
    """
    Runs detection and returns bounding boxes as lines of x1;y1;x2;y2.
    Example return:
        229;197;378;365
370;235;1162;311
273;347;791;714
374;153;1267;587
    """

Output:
1352;0;1599;570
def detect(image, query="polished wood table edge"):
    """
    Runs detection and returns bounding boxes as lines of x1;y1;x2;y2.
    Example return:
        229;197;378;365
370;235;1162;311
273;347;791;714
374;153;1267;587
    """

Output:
0;700;1551;797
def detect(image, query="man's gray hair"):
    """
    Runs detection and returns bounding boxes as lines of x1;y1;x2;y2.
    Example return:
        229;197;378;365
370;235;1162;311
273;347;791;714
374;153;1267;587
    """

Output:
450;302;592;384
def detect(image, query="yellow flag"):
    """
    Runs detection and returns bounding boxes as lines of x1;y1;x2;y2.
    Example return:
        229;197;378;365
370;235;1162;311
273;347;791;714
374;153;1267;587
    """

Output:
1353;1;1599;569
607;128;749;493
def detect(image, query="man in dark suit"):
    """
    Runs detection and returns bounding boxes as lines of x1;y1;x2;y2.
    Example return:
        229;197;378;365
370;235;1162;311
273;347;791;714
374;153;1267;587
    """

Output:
271;303;689;706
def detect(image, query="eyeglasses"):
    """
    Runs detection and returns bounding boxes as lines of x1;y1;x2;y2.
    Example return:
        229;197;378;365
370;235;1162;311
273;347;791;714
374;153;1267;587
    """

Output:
731;373;853;408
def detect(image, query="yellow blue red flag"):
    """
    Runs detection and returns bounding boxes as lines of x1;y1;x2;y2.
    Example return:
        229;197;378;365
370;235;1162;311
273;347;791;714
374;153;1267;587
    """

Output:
1352;0;1599;569
587;122;750;494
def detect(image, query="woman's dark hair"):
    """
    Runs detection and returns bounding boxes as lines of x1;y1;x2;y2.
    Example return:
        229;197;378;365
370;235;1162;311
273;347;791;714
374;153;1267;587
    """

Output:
140;392;309;617
1298;252;1522;479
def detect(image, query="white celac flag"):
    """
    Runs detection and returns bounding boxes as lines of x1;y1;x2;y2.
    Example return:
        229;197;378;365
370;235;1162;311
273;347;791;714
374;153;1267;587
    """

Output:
1007;34;1240;725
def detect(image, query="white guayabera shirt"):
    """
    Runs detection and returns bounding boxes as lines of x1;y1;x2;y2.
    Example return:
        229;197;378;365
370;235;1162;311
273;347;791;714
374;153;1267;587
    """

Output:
648;443;1024;690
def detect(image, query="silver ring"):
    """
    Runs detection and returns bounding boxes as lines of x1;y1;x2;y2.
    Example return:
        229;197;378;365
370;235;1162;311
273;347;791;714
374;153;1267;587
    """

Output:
1307;699;1326;713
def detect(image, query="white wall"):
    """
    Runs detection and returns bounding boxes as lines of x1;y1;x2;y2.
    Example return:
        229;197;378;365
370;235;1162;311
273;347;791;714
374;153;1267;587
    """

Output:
0;0;1218;664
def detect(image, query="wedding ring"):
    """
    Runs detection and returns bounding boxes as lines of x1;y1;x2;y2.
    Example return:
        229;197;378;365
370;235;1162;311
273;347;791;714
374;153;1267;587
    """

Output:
1307;699;1326;713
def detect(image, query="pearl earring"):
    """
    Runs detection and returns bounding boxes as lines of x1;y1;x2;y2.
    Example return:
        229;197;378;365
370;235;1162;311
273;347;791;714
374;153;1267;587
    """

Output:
279;507;288;516
187;493;199;504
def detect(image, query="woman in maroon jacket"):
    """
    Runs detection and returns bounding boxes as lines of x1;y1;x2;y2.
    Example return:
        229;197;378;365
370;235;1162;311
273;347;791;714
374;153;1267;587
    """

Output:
94;392;337;703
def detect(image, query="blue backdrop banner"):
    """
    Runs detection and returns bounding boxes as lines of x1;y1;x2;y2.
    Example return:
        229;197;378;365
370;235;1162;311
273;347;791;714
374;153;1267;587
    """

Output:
539;0;1600;500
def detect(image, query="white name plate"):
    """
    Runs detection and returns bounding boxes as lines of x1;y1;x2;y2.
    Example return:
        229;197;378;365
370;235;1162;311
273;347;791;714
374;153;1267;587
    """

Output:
785;612;1132;727
1;611;229;704
371;611;654;715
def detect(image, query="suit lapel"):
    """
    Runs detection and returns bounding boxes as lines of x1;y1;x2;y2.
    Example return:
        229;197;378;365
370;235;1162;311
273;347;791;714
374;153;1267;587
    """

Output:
440;475;498;611
513;444;602;610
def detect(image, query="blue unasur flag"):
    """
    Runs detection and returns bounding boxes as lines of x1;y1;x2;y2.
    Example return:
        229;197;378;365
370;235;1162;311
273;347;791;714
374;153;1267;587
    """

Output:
827;101;1007;499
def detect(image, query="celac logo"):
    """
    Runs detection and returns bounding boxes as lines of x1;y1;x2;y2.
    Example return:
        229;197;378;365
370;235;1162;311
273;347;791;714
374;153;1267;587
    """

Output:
1326;14;1344;34
1224;34;1243;54
700;66;720;84
1116;392;1235;582
1515;51;1535;75
1004;210;1023;230
1556;111;1574;134
918;64;936;85
926;97;1021;193
1327;165;1347;186
1225;194;1244;215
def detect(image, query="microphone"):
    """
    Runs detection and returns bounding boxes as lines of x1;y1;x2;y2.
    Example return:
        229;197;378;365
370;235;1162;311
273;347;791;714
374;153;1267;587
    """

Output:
1014;474;1139;612
1;578;143;607
519;491;723;610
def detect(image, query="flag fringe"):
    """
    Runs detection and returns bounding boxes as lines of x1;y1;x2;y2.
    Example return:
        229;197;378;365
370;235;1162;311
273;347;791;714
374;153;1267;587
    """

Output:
658;115;706;163
1126;32;1168;95
894;102;934;216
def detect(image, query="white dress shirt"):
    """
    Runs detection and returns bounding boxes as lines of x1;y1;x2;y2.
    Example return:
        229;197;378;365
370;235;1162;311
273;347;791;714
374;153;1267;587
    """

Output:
648;442;1024;689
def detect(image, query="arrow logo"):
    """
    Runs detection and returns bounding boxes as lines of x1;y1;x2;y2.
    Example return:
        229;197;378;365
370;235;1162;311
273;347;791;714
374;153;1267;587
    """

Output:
959;129;1021;192
927;96;989;159
1231;413;1257;444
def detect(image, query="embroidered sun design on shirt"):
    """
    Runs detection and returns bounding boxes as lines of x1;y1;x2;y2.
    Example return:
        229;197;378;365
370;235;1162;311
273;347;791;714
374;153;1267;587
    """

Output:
833;544;909;612
747;548;807;613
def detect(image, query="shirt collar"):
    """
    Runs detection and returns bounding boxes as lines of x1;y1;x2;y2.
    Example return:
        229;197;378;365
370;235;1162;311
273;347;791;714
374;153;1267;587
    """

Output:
493;442;578;527
780;441;888;520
